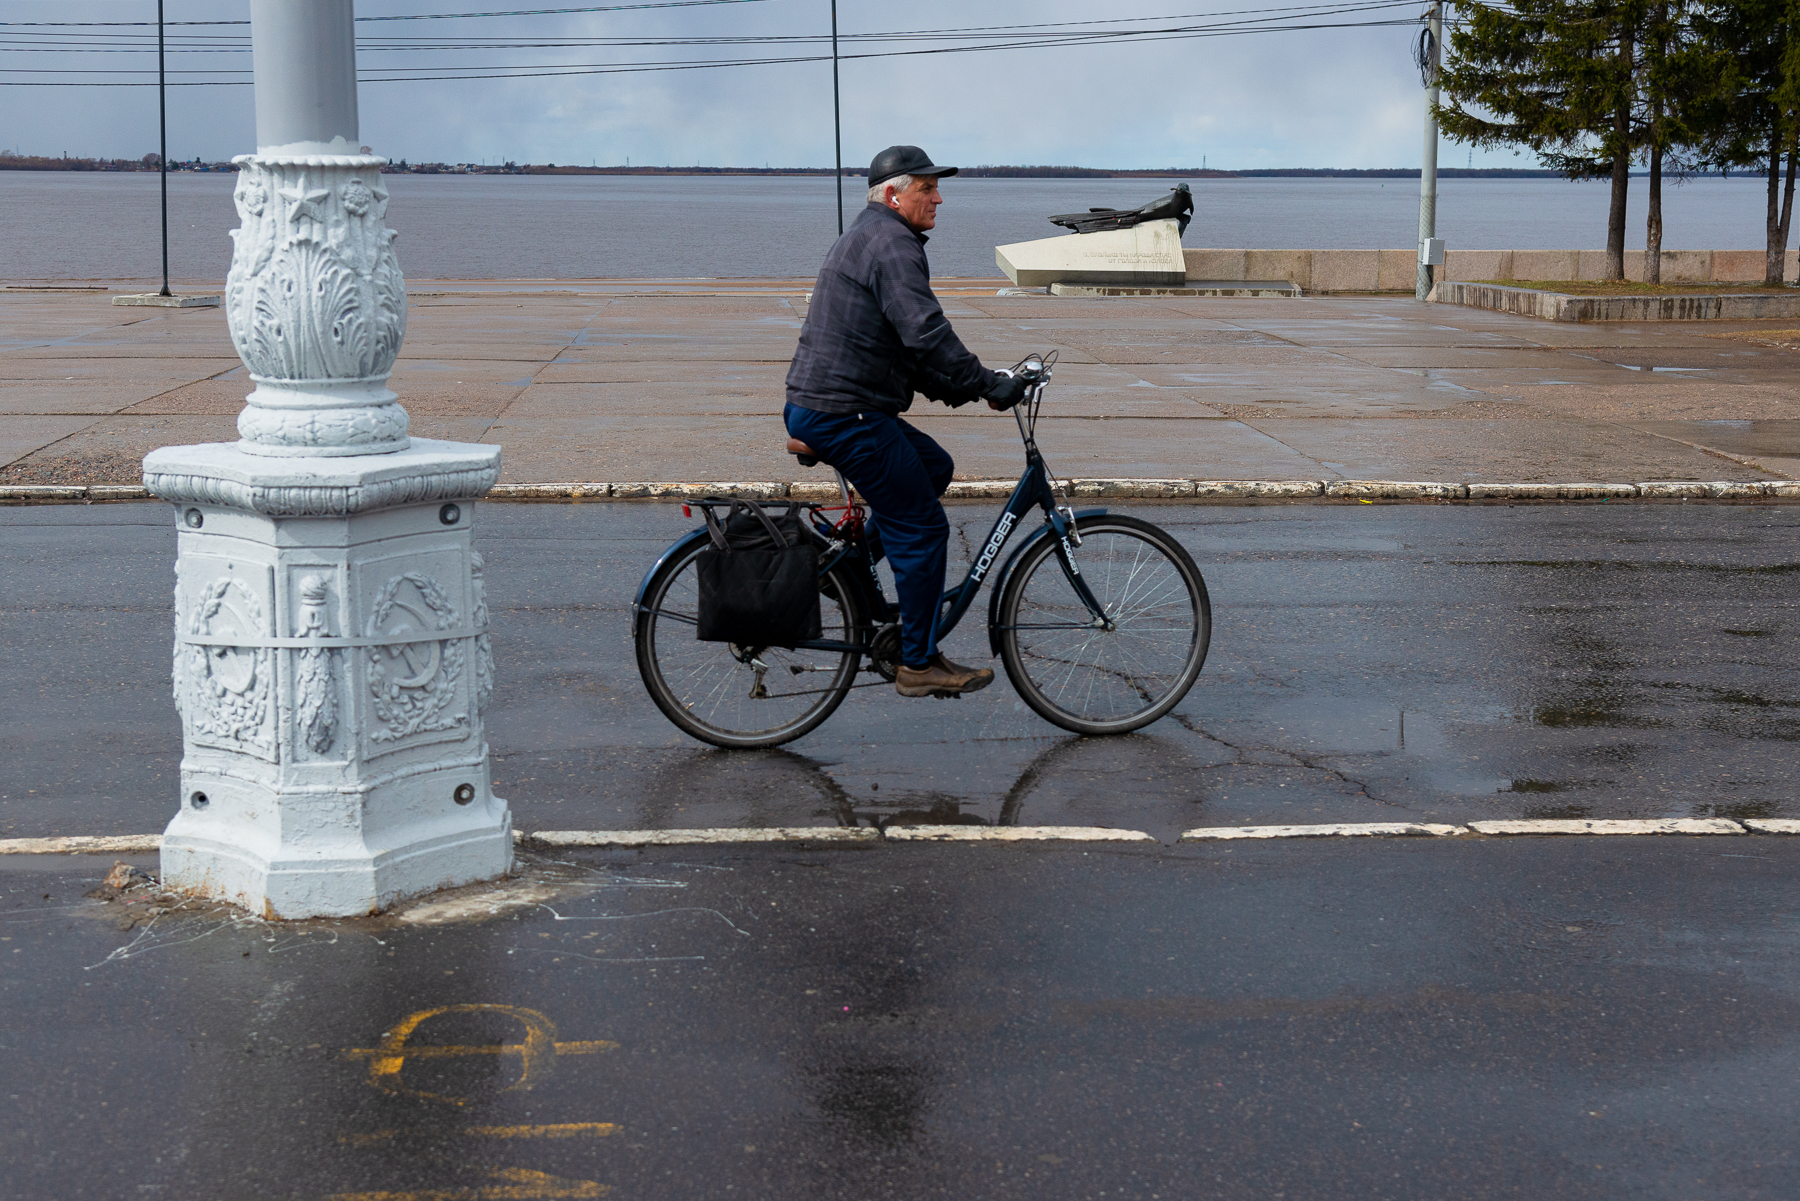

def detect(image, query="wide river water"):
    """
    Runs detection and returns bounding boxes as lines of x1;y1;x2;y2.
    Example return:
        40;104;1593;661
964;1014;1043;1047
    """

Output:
0;171;1784;282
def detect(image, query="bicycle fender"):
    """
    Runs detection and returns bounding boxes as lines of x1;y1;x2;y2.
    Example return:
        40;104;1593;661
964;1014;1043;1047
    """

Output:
632;527;712;618
985;508;1108;656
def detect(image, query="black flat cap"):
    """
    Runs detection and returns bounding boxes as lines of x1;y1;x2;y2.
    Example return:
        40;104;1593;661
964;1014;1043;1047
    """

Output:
868;145;957;189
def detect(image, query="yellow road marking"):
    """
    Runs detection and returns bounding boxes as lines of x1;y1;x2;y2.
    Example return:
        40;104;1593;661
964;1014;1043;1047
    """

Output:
342;1123;619;1147
327;1166;608;1200
342;1005;616;1105
344;1042;617;1062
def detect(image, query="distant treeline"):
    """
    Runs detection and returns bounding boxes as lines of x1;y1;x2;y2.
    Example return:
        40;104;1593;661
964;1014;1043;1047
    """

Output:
1230;167;1566;178
1;152;232;172
0;155;1650;181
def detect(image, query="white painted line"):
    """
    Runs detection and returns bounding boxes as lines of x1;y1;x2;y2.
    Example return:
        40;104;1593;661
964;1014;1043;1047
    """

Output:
1466;818;1745;836
528;827;879;847
0;835;163;855
1742;819;1800;835
1179;822;1465;841
883;825;1156;842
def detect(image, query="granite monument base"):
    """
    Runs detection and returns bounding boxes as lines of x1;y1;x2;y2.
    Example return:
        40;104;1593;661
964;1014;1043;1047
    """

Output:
997;217;1187;288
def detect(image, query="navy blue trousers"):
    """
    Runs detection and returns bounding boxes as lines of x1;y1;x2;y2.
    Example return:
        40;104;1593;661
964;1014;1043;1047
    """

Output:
784;403;954;667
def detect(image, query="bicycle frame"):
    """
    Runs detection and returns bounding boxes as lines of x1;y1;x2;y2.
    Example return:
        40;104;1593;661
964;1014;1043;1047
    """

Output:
797;362;1113;657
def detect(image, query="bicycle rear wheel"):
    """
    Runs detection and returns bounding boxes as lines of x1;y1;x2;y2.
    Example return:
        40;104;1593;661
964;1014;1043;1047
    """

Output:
635;539;863;749
997;514;1209;735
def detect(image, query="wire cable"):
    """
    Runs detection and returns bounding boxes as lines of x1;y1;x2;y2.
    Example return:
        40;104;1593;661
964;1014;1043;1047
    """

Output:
0;1;1418;85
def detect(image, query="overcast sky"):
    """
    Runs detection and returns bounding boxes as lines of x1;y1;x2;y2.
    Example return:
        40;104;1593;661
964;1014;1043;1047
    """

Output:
2;0;1528;171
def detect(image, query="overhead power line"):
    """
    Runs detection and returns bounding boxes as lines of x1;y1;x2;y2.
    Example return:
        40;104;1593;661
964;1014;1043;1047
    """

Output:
0;1;1418;86
0;0;773;26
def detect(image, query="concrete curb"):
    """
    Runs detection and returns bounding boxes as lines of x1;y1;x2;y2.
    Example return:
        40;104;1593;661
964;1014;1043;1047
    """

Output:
4;479;1795;506
12;820;1800;855
481;479;1797;503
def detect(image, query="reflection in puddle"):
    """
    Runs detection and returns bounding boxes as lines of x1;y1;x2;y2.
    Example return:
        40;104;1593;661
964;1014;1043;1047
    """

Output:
1532;704;1642;728
1692;799;1783;820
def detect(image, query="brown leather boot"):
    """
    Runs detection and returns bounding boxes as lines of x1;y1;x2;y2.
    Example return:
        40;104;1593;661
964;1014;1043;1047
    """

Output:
895;653;995;698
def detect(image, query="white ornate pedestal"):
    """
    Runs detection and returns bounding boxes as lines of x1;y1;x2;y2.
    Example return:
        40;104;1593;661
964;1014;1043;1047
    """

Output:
143;4;511;917
144;444;509;918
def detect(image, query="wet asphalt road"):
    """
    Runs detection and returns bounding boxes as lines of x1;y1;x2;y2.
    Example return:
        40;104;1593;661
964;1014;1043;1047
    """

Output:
6;501;1800;1199
4;837;1798;1200
2;500;1797;839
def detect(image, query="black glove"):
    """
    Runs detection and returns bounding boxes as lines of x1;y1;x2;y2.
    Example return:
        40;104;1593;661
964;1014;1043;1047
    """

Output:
985;372;1029;411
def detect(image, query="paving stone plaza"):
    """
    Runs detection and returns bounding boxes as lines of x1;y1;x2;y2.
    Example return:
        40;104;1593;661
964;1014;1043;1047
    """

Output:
5;281;1797;490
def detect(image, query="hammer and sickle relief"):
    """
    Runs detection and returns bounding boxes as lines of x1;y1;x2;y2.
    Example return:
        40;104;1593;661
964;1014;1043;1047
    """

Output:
379;596;444;687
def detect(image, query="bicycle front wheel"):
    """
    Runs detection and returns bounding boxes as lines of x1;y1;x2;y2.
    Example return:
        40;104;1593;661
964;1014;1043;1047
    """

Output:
997;514;1210;735
635;541;863;749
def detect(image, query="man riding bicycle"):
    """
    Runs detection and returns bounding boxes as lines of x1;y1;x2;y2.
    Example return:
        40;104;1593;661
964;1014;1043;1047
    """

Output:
784;144;1029;699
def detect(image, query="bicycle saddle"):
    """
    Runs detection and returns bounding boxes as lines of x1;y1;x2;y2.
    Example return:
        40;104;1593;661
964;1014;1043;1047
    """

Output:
786;436;821;467
1048;183;1193;236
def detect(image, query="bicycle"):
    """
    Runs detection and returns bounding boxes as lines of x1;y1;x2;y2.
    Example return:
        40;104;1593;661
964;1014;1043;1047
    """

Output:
632;353;1212;749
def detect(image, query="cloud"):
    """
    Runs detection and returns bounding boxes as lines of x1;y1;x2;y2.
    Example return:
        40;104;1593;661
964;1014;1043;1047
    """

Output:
3;0;1516;169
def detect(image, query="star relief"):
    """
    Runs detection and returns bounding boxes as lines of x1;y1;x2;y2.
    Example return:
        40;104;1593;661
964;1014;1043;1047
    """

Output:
280;185;332;226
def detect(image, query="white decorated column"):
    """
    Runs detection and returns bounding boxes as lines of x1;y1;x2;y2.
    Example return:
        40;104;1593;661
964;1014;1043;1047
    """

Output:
143;0;512;918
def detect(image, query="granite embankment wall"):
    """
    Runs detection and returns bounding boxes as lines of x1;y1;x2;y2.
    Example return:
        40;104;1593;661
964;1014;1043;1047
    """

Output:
1183;248;1800;293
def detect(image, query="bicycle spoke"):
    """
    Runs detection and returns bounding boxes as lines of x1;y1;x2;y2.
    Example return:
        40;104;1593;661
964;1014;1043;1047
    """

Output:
1000;520;1207;733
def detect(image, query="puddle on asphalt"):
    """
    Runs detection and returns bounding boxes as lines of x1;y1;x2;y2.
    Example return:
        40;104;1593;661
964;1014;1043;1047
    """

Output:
1245;696;1513;794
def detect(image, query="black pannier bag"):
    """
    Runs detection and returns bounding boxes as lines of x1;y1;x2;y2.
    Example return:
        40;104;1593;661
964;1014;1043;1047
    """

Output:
694;500;823;645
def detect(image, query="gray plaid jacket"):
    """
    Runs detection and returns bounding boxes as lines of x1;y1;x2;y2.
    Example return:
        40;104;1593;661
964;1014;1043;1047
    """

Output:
785;202;997;416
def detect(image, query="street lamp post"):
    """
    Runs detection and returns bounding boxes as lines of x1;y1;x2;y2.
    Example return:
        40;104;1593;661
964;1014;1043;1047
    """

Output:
157;0;170;297
142;0;512;919
831;0;843;235
1416;0;1444;302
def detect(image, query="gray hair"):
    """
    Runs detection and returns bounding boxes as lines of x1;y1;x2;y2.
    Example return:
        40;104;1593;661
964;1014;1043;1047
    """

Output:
868;173;915;204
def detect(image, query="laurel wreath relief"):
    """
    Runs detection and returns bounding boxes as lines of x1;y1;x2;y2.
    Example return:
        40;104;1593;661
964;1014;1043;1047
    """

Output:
182;576;276;759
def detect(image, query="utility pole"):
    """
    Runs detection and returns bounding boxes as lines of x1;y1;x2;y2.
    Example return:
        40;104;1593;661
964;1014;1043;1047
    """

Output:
1415;0;1443;302
158;0;171;297
831;0;843;235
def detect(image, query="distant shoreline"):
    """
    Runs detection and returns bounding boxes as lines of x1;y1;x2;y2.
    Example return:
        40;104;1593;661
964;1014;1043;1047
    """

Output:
0;155;1606;180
